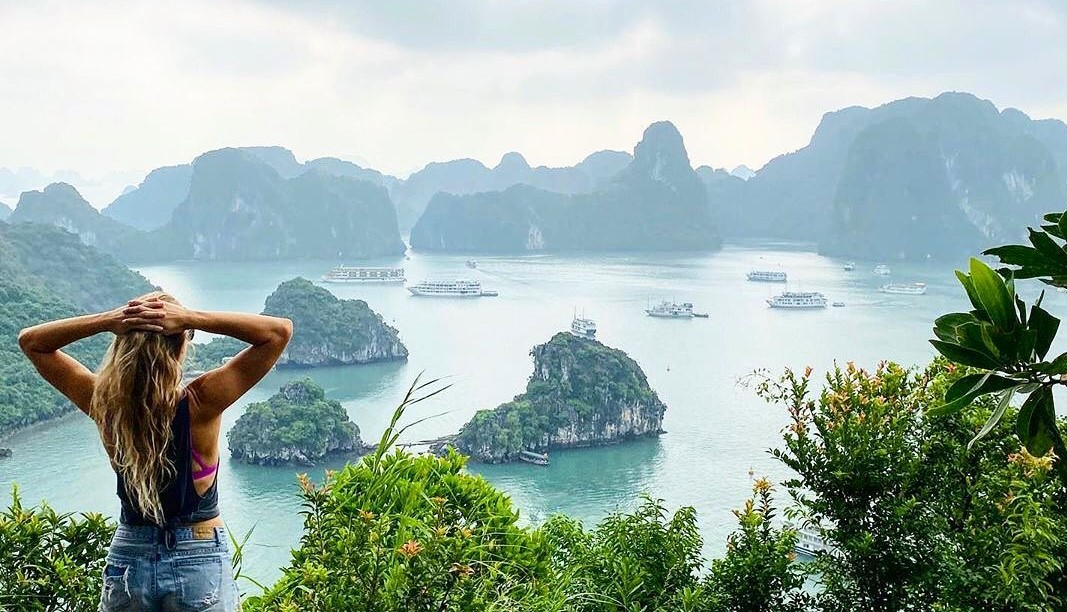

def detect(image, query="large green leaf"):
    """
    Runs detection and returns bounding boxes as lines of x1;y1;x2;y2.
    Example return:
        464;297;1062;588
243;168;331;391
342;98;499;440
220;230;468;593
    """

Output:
931;372;1022;416
955;270;984;313
1016;387;1056;456
1027;302;1060;361
1058;211;1067;241
929;339;1000;370
1038;352;1067;375
983;244;1045;267
969;386;1019;449
968;258;1016;330
1028;228;1067;266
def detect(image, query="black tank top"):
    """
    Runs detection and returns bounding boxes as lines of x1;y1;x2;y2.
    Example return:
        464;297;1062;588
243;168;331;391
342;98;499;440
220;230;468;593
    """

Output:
116;397;220;526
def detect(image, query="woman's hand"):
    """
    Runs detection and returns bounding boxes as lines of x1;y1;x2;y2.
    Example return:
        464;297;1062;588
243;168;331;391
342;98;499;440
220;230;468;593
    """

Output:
119;298;192;335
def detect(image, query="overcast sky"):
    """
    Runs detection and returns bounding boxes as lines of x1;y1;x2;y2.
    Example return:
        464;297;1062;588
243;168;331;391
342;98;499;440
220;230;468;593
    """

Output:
1;0;1066;205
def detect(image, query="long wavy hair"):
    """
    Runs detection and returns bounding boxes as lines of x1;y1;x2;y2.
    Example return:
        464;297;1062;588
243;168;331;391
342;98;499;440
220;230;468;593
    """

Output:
90;291;189;525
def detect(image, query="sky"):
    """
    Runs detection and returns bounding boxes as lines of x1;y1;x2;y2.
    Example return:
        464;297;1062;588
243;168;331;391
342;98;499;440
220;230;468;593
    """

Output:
1;0;1066;206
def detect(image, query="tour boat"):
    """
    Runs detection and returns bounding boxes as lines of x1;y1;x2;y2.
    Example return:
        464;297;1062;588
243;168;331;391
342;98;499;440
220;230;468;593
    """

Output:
873;264;891;276
880;282;927;295
466;260;478;269
767;291;828;309
322;266;405;283
792;525;832;557
746;270;788;283
407;279;498;297
570;315;597;339
646;301;707;318
518;450;550;466
843;262;856;271
832;301;846;308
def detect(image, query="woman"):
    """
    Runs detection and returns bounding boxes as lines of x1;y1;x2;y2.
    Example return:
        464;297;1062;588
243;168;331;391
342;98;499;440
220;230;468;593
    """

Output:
19;292;292;611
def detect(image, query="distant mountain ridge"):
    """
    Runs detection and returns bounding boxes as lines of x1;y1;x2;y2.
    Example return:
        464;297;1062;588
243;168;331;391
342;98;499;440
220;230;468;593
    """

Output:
409;121;719;252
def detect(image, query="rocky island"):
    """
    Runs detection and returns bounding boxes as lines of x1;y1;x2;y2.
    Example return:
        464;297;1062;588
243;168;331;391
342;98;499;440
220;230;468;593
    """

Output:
185;277;407;371
228;379;364;466
456;332;666;463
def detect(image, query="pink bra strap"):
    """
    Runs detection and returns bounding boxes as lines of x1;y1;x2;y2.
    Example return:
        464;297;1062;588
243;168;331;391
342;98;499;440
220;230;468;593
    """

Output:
190;446;218;480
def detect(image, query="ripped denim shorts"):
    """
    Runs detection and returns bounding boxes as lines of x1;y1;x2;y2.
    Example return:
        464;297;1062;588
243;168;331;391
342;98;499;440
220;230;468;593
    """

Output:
99;524;240;611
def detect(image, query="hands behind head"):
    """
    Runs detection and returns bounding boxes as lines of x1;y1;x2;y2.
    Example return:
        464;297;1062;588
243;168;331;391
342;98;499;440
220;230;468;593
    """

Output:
115;297;190;336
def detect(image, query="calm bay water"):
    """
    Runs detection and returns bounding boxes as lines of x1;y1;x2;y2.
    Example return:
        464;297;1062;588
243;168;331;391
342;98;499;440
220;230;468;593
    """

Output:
5;243;1040;584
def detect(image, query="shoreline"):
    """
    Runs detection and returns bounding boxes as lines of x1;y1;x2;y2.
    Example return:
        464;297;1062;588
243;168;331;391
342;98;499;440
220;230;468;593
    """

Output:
0;409;83;446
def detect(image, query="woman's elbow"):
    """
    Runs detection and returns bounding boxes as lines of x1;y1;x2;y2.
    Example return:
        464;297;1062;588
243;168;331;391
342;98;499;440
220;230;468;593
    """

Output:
274;317;294;343
17;328;40;354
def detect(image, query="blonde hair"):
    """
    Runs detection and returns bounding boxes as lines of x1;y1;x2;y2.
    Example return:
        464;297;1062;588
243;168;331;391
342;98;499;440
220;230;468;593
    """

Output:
90;291;188;525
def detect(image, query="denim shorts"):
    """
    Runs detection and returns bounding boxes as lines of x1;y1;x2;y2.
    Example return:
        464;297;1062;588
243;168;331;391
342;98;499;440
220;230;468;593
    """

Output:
99;524;240;611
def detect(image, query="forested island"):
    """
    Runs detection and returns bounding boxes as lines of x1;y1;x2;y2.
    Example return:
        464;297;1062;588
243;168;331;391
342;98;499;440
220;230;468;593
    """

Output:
186;277;407;371
456;332;666;462
227;379;364;465
0;222;154;438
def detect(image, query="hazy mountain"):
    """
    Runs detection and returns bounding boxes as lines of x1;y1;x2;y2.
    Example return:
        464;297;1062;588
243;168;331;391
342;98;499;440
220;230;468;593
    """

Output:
822;93;1067;260
0;201;10;221
239;146;305;178
393;149;632;229
9;183;142;254
410;121;718;252
729;165;756;180
156;148;404;260
696;166;747;228
102;165;193;230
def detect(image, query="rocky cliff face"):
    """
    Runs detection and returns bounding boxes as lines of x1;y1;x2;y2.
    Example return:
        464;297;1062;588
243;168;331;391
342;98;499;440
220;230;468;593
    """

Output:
102;165;193;230
9;183;143;254
410;121;718;252
457;332;666;463
228;379;364;466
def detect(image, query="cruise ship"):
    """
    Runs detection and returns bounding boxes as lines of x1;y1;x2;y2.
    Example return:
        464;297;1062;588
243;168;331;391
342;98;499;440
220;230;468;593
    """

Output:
873;264;891;276
646;301;708;318
880;282;927;295
767;291;828;309
747;270;788;283
790;524;833;557
570;315;597;338
322;266;405;283
407;279;498;297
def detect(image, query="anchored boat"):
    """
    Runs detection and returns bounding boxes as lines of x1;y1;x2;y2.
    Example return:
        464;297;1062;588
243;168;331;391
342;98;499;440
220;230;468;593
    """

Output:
843;262;856;271
322;266;405;283
570;314;597;338
407;279;498;297
746;270;788;283
519;450;549;466
880;282;926;295
767;291;828;309
646;301;708;318
873;264;891;276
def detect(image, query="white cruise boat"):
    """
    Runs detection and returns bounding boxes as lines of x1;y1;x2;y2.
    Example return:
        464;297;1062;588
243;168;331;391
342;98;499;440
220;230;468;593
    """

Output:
407;279;498;297
873;264;891;276
791;524;833;557
880;282;927;295
747;270;788;283
646;301;698;318
570;314;597;338
767;291;828;309
322;266;405;283
466;260;478;269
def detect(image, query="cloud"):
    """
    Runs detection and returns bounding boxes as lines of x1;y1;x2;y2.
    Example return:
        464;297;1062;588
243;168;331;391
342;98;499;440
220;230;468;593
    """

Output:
0;0;1065;206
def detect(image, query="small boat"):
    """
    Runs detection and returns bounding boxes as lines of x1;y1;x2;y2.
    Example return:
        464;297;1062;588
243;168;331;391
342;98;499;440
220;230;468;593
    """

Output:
790;523;833;557
646;301;700;318
322;266;405;284
843;262;856;271
767;291;828;309
880;282;926;295
693;312;710;318
407;279;498;297
518;450;549;466
873;264;891;276
466;260;478;269
570;315;597;339
747;270;788;283
832;301;846;308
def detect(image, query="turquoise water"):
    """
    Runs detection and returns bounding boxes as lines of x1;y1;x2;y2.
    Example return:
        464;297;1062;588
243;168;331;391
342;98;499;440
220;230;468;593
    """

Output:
3;244;1033;584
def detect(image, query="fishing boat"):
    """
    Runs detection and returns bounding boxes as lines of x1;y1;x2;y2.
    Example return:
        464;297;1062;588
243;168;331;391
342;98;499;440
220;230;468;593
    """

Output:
407;279;498;297
873;264;891;276
322;266;405;283
570;315;597;339
843;262;856;271
880;282;927;295
646;301;707;318
746;270;788;283
767;291;828;309
518;450;549;466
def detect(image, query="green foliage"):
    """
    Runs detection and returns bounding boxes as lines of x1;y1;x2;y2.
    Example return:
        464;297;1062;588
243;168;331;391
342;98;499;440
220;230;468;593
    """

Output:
183;336;248;372
758;360;1067;611
457;332;665;462
0;487;115;611
227;379;362;465
701;480;809;612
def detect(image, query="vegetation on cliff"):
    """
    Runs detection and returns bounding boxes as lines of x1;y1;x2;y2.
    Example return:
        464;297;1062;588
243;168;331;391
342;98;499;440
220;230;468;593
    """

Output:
187;278;407;370
0;222;154;436
227;379;363;466
457;332;665;462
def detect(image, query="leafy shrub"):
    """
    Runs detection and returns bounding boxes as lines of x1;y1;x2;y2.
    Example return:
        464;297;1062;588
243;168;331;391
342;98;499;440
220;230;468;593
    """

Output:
0;487;115;611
